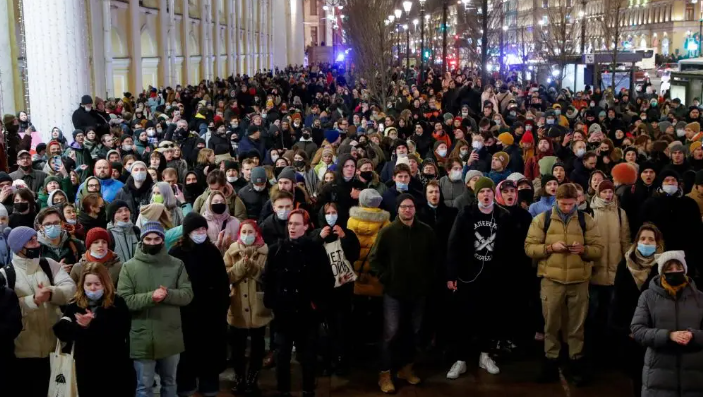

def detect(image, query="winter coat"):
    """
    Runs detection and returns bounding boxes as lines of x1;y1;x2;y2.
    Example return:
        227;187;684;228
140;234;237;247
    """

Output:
369;218;437;299
224;242;273;329
381;185;425;221
315;154;364;226
686;188;703;217
346;206;390;296
0;227;12;267
70;252;122;286
9;168;47;192
452;187;476;210
169;241;230;375
0;283;21;362
113;176;154;222
525;208;604;284
569;160;592;191
38;231;85;266
193;183;247;221
624;180;656;239
238;183;269;220
464;148;492;173
590;197;631;286
528;195;556;218
504;144;525;174
439;176;466;207
202;195;241;248
631;277;703;397
610;249;659;338
77;177;123;203
107;221;140;264
359;171;388;197
52;296;135;397
487;168;511;184
0;255;76;358
258;185;313;225
116;243;194;360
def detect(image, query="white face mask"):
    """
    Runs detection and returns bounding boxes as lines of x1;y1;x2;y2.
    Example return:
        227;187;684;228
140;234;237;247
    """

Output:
677;129;686;137
227;176;238;183
662;184;678;195
189;232;208;244
472;141;483;150
478;199;494;210
576;148;586;158
132;171;147;182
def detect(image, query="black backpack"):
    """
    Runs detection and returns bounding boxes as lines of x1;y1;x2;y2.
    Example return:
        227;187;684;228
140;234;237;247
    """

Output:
0;259;54;290
542;210;588;240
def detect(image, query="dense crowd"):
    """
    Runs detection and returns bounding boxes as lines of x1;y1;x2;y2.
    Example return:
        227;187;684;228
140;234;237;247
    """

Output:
1;63;703;397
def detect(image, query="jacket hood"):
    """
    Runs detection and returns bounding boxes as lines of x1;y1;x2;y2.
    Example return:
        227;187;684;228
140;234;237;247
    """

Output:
648;275;698;299
349;206;390;223
133;242;172;264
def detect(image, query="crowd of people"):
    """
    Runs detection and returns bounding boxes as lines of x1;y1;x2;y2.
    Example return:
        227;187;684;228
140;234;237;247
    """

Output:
1;63;703;397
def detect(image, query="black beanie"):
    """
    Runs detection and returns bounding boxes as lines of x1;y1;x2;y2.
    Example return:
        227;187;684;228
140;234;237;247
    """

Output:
395;193;416;211
0;172;12;184
278;166;297;182
182;212;208;237
106;200;130;223
541;174;558;188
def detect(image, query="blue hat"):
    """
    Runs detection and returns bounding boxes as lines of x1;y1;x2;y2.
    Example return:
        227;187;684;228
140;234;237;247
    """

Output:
251;166;267;184
324;129;340;143
140;221;165;239
8;226;37;254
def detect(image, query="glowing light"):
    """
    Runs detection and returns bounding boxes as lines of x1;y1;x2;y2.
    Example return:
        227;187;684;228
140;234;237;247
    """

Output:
336;53;346;62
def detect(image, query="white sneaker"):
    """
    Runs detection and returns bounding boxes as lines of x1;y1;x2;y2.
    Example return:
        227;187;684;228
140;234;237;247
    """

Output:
446;360;467;379
479;352;500;375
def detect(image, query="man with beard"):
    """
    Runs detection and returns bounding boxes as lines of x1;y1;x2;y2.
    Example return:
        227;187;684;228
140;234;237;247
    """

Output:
9;150;47;192
79;159;124;203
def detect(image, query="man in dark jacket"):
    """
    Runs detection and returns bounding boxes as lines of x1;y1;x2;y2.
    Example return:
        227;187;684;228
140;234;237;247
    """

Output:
0;276;22;395
570;151;597;191
263;208;334;397
381;163;425;220
237;125;267;160
9;150;48;192
72;95;107;134
380;141;409;183
370;193;437;394
316;154;364;227
239;166;269;220
260;190;294;245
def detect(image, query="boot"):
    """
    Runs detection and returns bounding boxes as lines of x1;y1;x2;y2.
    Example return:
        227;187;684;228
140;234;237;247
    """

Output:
397;363;421;385
378;370;396;394
231;373;247;395
537;358;560;383
245;370;261;396
568;358;590;387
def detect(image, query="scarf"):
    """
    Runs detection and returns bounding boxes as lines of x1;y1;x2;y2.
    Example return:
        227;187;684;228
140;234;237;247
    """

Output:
625;247;657;290
86;249;115;263
661;275;689;297
554;205;575;225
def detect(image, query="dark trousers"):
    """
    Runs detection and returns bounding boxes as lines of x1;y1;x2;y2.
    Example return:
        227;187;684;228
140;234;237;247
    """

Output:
586;284;614;358
324;285;353;365
230;326;266;377
176;352;219;396
275;320;319;393
381;294;425;371
15;357;50;397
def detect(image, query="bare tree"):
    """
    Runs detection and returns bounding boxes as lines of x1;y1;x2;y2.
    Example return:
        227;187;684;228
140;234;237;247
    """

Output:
598;0;626;90
344;0;395;111
536;0;578;88
514;14;534;84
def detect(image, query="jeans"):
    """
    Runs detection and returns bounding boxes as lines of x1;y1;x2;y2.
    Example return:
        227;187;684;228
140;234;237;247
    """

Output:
134;354;180;397
381;294;426;371
230;326;267;378
275;320;319;393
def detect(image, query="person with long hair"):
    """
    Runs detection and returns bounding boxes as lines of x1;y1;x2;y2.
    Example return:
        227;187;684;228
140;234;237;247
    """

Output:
9;188;37;229
168;213;229;397
224;220;272;395
53;262;134;397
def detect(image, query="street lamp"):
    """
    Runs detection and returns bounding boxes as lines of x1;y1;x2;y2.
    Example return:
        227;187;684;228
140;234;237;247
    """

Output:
419;0;427;82
403;1;413;76
461;0;470;10
394;9;402;19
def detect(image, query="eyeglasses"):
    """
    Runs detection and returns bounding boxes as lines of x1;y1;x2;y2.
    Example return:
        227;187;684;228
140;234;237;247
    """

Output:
42;221;61;227
399;205;415;210
87;184;100;189
161;144;175;149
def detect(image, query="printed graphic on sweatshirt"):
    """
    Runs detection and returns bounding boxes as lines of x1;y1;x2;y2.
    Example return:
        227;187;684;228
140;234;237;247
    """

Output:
473;215;497;263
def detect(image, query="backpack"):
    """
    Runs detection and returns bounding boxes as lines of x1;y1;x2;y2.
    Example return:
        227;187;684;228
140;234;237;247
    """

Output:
542;210;588;240
0;258;54;290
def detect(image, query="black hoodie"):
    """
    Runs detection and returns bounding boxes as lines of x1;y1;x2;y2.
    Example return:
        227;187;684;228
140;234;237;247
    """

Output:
113;175;154;222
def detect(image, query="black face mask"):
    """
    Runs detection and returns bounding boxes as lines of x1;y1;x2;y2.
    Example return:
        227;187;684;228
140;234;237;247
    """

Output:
14;202;29;213
302;132;311;139
293;160;306;169
20;165;32;172
359;171;374;181
142;243;163;255
274;166;285;177
518;189;534;205
664;271;686;287
211;203;227;215
23;246;41;259
422;173;436;180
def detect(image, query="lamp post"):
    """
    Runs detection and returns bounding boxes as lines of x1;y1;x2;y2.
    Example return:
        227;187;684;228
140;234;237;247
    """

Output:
403;1;412;76
388;14;396;63
442;0;448;75
395;9;402;66
419;0;426;82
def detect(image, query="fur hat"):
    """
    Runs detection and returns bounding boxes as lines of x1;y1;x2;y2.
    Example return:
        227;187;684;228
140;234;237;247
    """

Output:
656;250;687;275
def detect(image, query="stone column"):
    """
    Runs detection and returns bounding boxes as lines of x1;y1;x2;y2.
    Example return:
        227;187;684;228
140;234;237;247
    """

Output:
22;0;91;140
201;0;210;81
226;0;235;76
0;0;17;115
182;0;191;85
102;0;114;96
214;0;221;79
128;0;142;93
159;0;172;88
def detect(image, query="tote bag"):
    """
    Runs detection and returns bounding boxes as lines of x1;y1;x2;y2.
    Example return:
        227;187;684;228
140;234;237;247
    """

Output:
324;239;357;288
48;340;79;397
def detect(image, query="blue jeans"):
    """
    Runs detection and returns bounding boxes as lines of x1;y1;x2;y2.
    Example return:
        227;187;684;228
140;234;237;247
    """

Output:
134;354;180;397
381;294;425;371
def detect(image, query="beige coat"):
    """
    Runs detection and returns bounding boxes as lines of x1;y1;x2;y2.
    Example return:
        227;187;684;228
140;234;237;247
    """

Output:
590;197;631;286
0;255;76;358
223;241;273;329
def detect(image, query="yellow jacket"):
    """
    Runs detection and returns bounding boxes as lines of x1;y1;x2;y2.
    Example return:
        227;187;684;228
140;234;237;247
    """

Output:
686;189;703;218
590;197;630;286
525;208;604;285
224;242;273;329
346;206;390;296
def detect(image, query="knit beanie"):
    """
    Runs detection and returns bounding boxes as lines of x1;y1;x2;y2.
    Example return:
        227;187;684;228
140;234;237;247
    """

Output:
0;172;11;184
443;112;454;122
72;129;85;140
473;176;495;194
611;163;638;185
541;174;558;188
107;200;130;223
691;141;702;153
538;156;558;176
278;166;297;182
182;212;209;237
464;170;483;185
669;141;686;154
507;172;526;183
521;131;534;144
81;95;93;105
687;122;701;134
640;161;656;174
552;161;565;173
140;221;165;239
596;180;615;195
85;227;110;249
324;129;340;143
251;167;267;184
695;170;703;186
8;226;36;254
395;193;416;211
656;250;688;275
498;132;514;146
589;123;602;134
359;188;383;208
493;151;510;167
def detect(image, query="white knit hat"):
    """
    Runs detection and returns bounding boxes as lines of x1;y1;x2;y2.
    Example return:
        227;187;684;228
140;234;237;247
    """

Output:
655;250;688;275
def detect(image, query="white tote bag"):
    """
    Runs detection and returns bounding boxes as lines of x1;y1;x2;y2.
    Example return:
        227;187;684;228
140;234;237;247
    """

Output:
48;340;79;397
324;239;358;288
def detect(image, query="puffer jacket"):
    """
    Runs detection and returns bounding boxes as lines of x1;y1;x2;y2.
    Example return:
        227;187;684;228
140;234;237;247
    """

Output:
223;241;273;329
590;197;631;286
346;206;390;296
439;175;466;207
631;277;703;397
525;207;604;284
116;243;193;360
0;255;76;358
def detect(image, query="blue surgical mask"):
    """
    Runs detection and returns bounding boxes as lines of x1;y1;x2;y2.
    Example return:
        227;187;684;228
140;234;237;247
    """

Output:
637;243;656;257
276;209;291;221
241;234;256;246
576;148;586;158
85;288;104;301
325;214;338;226
90;249;106;259
116;221;133;229
44;225;61;239
396;181;408;192
190;232;208;244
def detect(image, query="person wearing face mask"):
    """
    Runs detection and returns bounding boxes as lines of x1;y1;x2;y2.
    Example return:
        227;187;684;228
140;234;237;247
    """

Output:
1;226;76;397
224;220;272;395
167;212;230;397
115;161;155;222
257;167;313;225
9;188;38;229
0;204;11;266
439;159;467;207
36;207;85;274
70;227;122;286
525;183;604;385
380;141;410;183
202;191;240;254
310;202;360;376
465;133;492;173
317;154;364;227
292;127;319;161
106;199;140;263
238;167;270;221
631;250;703;397
260;190;295;245
116;221;194;397
151;181;185;227
640;169;703;279
610;223;664;397
446;177;518;379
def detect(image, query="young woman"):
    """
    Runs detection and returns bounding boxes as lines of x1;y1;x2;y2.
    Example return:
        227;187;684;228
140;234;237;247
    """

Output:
224;220;272;395
202;190;240;253
52;262;134;397
70;228;122;286
77;193;107;230
631;250;703;397
9;188;37;229
528;175;558;217
151;181;185;226
169;212;230;397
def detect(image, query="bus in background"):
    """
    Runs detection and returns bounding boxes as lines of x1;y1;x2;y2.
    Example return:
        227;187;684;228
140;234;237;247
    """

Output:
635;48;656;70
679;57;703;72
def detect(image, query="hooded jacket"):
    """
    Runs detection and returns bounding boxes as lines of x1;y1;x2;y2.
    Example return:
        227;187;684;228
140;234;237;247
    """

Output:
590;196;631;286
114;175;154;222
193;183;247;221
37;230;86;265
346;206;391;296
70;252;122;285
201;193;241;248
238;183;269;220
107;221;140;264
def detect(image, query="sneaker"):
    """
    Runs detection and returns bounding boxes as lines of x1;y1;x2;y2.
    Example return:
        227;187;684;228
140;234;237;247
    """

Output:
378;370;396;394
478;352;500;375
446;360;467;379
